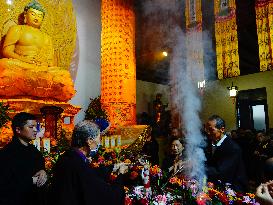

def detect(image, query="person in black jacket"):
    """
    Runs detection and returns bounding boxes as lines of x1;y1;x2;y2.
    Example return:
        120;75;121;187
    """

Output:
142;129;159;165
205;115;248;192
0;112;47;205
50;120;127;205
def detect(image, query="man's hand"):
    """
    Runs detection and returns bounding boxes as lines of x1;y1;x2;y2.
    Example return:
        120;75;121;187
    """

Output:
33;170;47;187
256;182;273;205
267;180;273;198
118;163;129;175
113;163;129;175
32;176;38;185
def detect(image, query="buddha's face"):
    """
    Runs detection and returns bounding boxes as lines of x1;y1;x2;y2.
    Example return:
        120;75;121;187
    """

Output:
24;8;44;28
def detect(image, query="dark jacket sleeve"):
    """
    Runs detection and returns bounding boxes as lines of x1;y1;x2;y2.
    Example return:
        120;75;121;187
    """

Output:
206;138;248;191
31;145;45;171
162;156;173;172
80;166;125;205
207;147;241;182
93;165;114;181
0;149;33;205
50;162;76;205
51;152;125;205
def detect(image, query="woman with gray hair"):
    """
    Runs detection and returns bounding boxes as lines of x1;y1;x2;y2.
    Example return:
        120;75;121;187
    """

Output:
50;120;127;205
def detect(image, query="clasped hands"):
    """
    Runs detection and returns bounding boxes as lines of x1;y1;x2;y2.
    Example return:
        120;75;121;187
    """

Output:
256;180;273;205
32;169;47;187
113;162;129;175
169;159;187;174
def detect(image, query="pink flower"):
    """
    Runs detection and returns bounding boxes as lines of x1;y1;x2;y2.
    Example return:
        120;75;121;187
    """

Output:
155;195;167;204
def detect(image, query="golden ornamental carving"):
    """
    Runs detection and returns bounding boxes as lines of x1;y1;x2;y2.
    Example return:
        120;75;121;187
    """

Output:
101;0;136;128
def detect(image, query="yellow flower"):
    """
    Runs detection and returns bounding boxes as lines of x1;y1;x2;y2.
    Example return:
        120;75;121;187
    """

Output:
124;159;131;164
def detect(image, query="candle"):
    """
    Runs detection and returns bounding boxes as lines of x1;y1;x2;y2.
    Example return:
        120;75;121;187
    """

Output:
116;135;121;146
104;136;110;148
101;136;105;147
33;138;41;151
43;138;51;153
110;135;116;148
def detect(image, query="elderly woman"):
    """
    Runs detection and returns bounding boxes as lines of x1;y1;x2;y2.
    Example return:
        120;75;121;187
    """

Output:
162;137;185;175
50;120;127;205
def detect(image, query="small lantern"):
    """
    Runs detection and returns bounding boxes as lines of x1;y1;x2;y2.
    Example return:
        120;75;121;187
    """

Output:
198;80;206;95
227;82;238;103
198;80;206;89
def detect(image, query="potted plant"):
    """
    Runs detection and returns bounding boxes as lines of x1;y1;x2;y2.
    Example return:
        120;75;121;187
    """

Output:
0;102;11;129
85;96;110;134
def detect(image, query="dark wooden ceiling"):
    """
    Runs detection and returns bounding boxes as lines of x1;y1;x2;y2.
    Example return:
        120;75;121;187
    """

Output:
135;0;259;84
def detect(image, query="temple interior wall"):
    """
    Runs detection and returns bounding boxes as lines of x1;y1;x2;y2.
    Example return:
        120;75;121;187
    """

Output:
70;0;101;123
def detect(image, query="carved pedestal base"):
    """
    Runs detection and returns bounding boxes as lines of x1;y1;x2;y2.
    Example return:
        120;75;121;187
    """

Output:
40;106;64;140
0;98;81;147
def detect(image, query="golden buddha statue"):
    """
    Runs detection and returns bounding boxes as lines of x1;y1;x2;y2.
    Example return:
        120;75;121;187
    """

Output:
0;1;75;102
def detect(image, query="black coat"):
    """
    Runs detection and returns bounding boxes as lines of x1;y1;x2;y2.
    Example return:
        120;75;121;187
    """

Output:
50;149;125;205
162;155;176;172
142;139;159;165
0;136;45;205
206;136;248;192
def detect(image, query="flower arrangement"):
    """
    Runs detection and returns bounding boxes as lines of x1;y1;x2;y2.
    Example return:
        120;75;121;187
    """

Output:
204;185;257;205
43;150;63;177
42;129;71;183
41;135;257;205
124;171;257;205
90;146;131;168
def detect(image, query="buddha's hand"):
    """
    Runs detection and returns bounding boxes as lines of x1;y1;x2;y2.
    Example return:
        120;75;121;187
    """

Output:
22;55;43;65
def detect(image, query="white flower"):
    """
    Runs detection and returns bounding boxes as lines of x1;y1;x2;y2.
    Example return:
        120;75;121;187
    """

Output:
242;196;251;203
226;188;236;197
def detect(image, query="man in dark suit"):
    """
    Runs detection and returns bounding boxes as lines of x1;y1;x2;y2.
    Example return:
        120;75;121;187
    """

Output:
205;115;248;192
0;112;47;205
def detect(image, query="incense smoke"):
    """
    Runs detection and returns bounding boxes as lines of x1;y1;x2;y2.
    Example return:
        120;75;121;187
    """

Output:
141;0;215;190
